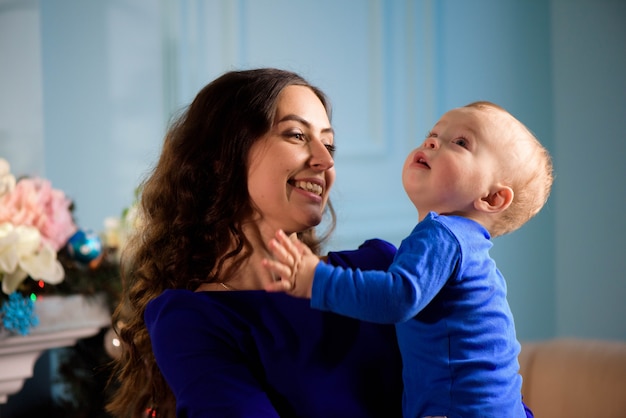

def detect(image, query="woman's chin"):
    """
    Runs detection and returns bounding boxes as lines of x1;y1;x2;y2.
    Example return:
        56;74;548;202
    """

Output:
289;214;323;232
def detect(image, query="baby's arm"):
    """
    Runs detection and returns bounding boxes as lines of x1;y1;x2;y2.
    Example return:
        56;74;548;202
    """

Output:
262;229;320;298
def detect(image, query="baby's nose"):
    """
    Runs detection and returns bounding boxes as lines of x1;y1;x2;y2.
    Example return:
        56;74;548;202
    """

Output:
423;137;438;149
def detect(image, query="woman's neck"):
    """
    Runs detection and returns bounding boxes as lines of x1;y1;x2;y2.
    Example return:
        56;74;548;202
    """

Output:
197;224;277;291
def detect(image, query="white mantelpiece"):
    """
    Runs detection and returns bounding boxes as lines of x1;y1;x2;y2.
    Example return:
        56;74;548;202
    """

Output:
0;294;111;404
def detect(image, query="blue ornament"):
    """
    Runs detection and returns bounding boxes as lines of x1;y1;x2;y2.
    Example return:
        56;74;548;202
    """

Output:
67;229;103;263
1;292;39;335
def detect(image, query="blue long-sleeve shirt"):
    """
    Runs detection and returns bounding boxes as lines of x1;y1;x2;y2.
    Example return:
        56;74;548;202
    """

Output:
311;212;527;418
145;239;403;417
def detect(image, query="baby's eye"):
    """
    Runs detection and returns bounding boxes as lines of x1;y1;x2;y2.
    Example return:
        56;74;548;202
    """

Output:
454;137;469;148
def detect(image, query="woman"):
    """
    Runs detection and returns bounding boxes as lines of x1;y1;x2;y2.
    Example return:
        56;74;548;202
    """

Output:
107;68;403;417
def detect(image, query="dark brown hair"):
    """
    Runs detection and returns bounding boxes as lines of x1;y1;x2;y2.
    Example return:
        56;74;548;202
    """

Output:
106;68;335;417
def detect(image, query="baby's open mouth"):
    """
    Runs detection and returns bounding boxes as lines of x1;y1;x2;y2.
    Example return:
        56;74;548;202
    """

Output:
416;157;430;168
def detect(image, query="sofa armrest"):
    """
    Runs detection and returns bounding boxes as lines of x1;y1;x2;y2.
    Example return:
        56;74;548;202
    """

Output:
519;338;626;417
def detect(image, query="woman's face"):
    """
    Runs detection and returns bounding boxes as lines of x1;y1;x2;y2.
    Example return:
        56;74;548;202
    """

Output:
247;85;335;239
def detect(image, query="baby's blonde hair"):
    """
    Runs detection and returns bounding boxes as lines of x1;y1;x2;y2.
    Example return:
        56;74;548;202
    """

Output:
466;101;554;237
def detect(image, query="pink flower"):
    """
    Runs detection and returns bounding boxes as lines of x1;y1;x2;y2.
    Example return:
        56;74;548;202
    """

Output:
0;178;77;252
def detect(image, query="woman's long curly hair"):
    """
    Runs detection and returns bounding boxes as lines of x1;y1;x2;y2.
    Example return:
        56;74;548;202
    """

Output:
106;68;335;417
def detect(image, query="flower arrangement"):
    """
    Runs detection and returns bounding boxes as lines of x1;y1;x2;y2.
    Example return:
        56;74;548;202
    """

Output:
0;158;122;336
0;159;75;294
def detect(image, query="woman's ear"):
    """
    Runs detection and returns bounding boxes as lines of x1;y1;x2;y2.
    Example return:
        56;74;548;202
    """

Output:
475;186;514;213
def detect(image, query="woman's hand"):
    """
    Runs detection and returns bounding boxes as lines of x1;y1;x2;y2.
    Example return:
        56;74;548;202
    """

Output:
261;229;319;298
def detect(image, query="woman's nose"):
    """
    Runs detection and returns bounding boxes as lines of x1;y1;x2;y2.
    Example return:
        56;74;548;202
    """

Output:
309;141;334;170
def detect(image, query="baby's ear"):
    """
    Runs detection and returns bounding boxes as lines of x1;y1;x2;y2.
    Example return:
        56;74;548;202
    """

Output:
475;186;513;213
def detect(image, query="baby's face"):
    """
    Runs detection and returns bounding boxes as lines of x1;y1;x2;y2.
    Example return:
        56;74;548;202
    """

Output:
402;105;519;220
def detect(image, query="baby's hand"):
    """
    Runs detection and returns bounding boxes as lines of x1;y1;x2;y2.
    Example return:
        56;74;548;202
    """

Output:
262;229;319;298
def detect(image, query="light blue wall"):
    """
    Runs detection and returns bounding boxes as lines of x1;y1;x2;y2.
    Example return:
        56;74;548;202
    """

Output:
40;0;165;231
551;0;626;340
1;0;625;345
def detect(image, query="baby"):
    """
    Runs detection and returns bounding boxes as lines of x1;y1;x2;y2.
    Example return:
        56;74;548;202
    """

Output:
263;101;552;417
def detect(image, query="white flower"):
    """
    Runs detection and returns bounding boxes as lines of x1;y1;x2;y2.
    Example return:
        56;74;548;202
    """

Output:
0;158;16;198
102;217;121;249
0;222;64;294
0;222;19;274
102;202;143;254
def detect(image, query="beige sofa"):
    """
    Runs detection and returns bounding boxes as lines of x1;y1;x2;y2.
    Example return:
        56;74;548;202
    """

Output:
518;338;626;418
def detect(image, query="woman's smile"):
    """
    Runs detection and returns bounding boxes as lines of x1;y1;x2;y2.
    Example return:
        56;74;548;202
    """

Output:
290;179;324;197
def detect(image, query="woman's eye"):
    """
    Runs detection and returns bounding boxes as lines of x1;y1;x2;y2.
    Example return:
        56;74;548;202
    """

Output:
287;132;306;141
324;143;336;156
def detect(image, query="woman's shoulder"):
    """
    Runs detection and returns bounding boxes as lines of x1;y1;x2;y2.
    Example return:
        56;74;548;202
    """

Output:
144;287;398;342
147;288;298;307
146;289;273;322
144;289;205;331
144;289;298;354
145;289;312;331
146;288;206;316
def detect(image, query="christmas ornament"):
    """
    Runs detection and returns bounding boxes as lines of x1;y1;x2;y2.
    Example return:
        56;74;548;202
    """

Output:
67;229;103;264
